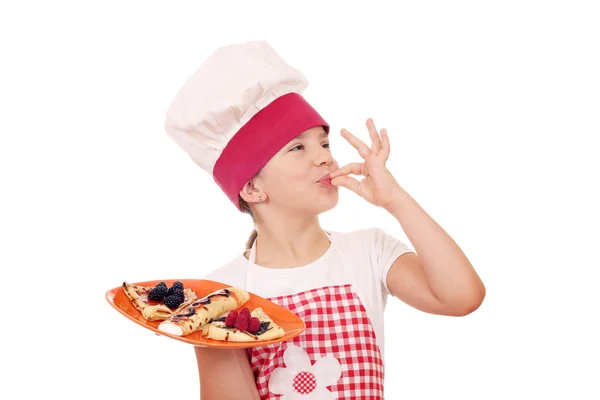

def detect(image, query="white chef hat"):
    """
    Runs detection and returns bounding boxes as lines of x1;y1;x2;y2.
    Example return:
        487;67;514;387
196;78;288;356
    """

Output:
164;40;329;211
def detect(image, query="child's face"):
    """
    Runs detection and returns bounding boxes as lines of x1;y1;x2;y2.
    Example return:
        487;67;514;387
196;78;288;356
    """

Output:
255;126;340;215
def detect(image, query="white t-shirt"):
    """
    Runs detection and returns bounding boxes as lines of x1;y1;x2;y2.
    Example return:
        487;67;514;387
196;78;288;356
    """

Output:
202;227;413;359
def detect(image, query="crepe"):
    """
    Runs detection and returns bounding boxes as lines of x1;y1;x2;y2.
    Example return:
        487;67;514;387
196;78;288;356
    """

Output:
157;287;250;336
202;307;285;342
121;281;198;321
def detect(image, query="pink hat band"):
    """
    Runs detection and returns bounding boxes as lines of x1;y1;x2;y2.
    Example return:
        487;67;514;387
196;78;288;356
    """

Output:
213;92;329;210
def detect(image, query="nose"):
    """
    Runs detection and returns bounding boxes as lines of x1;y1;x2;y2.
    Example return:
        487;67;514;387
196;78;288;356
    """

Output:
313;145;334;167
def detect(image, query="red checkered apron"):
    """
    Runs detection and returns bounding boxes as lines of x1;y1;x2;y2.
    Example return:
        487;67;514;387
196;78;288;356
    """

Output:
245;242;385;399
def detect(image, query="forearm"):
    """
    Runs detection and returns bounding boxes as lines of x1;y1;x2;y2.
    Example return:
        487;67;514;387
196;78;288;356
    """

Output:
385;187;485;310
195;347;260;400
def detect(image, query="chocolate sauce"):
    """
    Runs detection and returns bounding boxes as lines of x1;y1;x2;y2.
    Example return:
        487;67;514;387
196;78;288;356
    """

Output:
191;289;231;307
172;289;231;319
254;321;272;336
174;308;196;318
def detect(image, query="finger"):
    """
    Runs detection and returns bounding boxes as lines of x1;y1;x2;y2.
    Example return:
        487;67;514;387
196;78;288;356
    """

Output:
341;128;371;159
380;128;390;161
366;118;381;154
331;175;361;195
330;162;363;179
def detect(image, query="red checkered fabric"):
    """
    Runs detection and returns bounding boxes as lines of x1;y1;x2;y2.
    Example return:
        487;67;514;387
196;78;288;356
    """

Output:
248;285;385;399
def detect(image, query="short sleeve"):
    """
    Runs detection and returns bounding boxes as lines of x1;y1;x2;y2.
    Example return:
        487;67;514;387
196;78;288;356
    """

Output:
370;227;414;295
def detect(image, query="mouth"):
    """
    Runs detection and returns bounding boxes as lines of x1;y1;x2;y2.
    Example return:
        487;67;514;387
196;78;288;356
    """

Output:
317;173;332;186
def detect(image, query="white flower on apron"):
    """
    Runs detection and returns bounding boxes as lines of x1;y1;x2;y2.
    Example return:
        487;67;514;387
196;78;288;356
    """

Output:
268;344;342;399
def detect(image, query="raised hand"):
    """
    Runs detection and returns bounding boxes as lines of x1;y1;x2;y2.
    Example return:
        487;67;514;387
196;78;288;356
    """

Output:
330;118;402;209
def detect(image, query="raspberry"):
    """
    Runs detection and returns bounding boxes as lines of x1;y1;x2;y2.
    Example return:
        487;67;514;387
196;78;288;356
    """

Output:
247;317;260;333
225;310;238;327
239;307;251;318
234;313;249;331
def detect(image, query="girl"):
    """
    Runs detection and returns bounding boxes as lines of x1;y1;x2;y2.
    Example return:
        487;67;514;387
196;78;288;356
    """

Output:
164;40;485;400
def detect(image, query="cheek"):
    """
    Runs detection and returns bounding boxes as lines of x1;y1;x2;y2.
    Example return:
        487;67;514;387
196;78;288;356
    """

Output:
280;165;311;190
260;164;305;194
278;166;313;197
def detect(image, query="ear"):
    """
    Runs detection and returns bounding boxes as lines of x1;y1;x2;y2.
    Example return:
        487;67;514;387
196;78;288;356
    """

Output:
239;179;267;204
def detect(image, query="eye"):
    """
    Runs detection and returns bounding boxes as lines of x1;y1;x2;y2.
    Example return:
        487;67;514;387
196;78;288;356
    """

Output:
289;144;304;151
322;142;330;149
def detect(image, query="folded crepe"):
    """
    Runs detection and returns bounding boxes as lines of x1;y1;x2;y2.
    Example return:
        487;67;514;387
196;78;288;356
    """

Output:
157;287;249;336
121;281;197;321
202;307;285;342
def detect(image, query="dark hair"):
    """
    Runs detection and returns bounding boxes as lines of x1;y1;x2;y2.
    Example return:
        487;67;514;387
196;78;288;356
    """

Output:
239;196;258;250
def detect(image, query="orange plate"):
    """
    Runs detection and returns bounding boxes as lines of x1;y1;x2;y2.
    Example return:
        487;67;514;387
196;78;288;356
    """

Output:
105;279;305;348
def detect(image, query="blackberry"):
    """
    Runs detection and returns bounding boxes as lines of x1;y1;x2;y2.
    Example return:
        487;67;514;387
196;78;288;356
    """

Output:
171;281;184;290
164;294;184;309
174;293;185;305
156;281;167;289
167;285;184;297
148;285;168;301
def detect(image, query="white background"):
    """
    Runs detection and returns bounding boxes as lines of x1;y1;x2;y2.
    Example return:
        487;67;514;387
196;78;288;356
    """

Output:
1;1;599;399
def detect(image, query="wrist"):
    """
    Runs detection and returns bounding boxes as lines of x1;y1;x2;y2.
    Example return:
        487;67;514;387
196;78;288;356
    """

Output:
383;186;411;217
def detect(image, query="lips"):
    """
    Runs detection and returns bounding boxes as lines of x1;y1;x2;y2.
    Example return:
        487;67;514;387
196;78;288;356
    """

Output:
317;173;332;186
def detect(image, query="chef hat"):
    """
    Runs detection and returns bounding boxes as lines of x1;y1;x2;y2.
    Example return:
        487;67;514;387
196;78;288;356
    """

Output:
164;40;329;211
